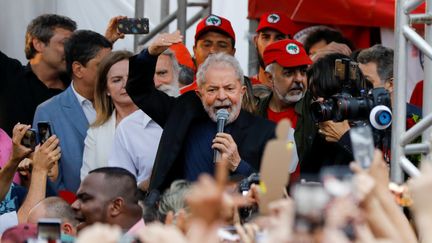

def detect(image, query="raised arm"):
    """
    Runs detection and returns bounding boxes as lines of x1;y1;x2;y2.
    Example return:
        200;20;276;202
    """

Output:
126;31;182;126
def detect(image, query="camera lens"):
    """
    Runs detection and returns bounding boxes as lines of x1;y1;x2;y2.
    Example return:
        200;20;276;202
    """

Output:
311;100;334;122
335;97;369;121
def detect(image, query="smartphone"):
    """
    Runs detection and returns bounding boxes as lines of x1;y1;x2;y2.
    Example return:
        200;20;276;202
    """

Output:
37;122;52;144
117;18;149;34
21;129;37;150
350;125;375;169
37;218;61;241
292;183;330;233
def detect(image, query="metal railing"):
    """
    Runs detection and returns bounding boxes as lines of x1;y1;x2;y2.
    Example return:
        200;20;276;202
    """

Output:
393;0;432;182
133;0;212;51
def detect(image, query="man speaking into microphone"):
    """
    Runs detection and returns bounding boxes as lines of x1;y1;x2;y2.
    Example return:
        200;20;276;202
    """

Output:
125;31;276;192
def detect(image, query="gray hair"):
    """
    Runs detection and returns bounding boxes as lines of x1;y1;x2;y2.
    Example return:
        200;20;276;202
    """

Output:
357;44;394;84
34;197;79;226
196;53;244;88
158;180;191;219
264;63;276;75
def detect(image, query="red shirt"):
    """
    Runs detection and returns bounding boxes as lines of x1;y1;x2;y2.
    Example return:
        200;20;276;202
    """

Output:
266;106;300;182
410;80;423;108
266;106;298;127
180;80;198;95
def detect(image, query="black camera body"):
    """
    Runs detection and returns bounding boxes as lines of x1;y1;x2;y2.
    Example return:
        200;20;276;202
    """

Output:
311;58;392;130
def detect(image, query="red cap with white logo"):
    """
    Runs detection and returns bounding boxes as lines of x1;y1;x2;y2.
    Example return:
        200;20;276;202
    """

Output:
263;39;312;67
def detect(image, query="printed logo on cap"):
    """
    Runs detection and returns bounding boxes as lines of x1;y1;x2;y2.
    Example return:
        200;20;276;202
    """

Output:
286;43;300;55
267;14;280;24
205;15;222;26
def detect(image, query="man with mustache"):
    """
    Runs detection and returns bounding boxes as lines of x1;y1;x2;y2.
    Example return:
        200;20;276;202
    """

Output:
257;39;312;181
126;32;275;192
154;49;180;97
251;12;306;98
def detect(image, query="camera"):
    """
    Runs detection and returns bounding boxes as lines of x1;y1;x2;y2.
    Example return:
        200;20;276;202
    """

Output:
311;58;392;130
237;173;260;222
238;173;260;195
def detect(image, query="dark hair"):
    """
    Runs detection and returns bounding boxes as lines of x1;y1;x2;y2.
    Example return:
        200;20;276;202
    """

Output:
196;29;235;48
357;44;394;83
64;30;112;78
93;50;133;127
25;14;77;59
89;167;139;203
178;64;195;86
307;53;370;99
304;28;355;54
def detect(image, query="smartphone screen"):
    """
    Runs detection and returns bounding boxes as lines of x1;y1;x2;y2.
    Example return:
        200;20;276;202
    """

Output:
21;129;37;150
38;218;61;241
37;122;52;144
350;125;374;169
118;18;149;34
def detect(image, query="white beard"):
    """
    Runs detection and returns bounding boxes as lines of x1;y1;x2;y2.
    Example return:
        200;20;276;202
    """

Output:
202;98;242;124
274;82;305;104
157;83;180;97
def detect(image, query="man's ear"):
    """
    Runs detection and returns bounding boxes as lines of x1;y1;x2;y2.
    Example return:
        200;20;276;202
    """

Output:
32;38;45;53
193;44;197;57
195;88;202;98
62;222;75;236
109;197;124;217
230;47;236;56
385;78;394;93
265;71;273;84
253;35;258;47
240;84;246;96
72;61;84;79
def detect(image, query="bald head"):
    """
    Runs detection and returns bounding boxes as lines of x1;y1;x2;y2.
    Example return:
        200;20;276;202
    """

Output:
28;197;78;226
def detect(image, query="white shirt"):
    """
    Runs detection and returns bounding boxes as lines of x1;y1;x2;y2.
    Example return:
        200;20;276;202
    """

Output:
108;110;163;183
81;111;117;180
71;82;96;124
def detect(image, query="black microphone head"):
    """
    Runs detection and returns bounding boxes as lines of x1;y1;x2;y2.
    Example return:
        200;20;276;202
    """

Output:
216;109;229;121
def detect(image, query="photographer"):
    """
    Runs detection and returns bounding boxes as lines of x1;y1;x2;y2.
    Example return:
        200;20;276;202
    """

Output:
299;53;373;175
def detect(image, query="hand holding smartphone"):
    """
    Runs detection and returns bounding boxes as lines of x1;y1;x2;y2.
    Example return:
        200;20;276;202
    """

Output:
37;122;52;144
117;18;149;34
350;125;374;169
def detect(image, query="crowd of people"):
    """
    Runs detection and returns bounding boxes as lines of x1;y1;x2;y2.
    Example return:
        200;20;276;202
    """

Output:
0;10;429;243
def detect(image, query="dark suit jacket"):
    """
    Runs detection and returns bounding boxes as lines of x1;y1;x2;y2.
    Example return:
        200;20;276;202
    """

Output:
126;49;276;192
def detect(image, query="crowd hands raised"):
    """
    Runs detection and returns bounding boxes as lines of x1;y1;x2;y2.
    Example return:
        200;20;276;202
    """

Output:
0;10;429;243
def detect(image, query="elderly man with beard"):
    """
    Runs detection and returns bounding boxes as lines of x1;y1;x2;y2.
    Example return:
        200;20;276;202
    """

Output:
257;39;312;181
154;49;180;97
126;32;275;193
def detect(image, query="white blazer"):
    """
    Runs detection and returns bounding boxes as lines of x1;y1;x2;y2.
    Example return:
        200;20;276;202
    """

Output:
80;111;116;180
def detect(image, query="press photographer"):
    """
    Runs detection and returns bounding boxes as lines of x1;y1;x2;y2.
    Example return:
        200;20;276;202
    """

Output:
299;53;385;175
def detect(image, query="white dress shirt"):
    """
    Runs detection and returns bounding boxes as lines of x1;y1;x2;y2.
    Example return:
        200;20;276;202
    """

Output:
108;110;163;183
71;82;96;124
81;111;117;180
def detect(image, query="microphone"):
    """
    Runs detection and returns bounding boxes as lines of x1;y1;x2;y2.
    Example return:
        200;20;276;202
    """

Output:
213;109;229;163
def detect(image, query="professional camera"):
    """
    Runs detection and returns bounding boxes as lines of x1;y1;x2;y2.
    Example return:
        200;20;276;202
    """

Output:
311;58;392;130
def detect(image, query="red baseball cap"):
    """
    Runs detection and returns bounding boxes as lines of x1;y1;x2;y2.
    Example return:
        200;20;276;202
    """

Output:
169;43;196;71
256;12;308;37
263;39;312;67
195;15;235;44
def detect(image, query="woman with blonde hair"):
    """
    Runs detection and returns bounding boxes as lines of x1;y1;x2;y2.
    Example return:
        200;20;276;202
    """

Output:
81;51;138;179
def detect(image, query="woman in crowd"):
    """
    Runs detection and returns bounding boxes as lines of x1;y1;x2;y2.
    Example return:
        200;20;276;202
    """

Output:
81;51;138;179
